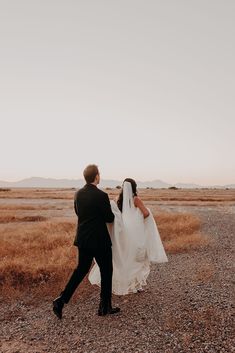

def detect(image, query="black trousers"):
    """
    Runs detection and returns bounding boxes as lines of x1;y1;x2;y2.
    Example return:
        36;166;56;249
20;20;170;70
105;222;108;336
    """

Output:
61;247;113;306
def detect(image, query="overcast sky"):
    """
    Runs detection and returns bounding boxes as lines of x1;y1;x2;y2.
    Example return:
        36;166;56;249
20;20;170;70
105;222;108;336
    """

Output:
0;0;234;185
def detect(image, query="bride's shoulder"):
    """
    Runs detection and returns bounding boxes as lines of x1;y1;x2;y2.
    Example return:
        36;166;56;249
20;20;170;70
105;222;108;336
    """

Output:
133;195;142;206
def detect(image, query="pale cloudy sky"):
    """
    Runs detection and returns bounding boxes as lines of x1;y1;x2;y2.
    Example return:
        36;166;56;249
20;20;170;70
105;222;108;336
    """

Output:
0;0;234;185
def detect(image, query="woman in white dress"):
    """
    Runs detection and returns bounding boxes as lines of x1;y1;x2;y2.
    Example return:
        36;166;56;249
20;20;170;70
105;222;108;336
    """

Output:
88;178;168;295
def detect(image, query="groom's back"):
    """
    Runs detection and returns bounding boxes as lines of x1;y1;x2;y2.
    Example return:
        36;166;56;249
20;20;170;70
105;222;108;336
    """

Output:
73;184;114;251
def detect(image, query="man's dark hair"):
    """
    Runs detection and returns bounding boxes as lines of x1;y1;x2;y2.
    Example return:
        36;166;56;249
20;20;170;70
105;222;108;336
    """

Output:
83;164;99;183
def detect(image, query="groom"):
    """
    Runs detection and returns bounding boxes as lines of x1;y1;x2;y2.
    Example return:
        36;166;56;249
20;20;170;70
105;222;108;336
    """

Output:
53;164;120;319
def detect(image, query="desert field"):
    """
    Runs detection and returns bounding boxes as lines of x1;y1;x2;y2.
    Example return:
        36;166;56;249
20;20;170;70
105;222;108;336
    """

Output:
0;187;234;353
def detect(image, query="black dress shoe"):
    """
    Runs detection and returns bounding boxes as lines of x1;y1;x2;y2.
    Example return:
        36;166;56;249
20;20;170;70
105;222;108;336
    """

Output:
107;306;121;315
53;296;64;319
98;305;120;316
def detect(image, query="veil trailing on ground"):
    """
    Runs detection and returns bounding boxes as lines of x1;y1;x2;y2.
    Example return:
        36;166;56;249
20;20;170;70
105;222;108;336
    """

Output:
88;181;168;295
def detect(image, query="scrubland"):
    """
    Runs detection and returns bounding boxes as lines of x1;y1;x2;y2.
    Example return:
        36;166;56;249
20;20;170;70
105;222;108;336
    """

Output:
0;188;234;353
0;187;210;298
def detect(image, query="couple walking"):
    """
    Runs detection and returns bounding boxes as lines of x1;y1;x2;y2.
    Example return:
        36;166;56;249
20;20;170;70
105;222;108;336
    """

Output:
53;164;168;319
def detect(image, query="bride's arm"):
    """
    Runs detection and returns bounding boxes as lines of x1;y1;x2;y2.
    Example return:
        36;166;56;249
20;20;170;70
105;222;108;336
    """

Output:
134;196;150;218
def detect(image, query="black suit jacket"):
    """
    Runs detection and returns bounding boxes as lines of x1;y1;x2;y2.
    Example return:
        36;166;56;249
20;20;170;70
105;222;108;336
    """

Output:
73;183;114;251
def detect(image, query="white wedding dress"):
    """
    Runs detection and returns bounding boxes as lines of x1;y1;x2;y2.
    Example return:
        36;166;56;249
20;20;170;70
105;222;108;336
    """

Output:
88;181;168;295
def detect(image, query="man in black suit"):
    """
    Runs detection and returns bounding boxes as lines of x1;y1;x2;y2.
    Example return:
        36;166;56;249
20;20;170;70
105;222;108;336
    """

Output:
53;164;120;319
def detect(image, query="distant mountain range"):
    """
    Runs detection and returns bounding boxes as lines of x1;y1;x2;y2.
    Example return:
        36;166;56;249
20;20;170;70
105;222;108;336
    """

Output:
0;177;234;189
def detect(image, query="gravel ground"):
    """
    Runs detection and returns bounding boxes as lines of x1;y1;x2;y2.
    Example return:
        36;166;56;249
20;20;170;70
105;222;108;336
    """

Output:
0;205;234;353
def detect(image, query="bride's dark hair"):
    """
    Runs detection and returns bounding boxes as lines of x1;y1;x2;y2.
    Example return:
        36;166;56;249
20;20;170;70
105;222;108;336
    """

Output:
117;178;137;212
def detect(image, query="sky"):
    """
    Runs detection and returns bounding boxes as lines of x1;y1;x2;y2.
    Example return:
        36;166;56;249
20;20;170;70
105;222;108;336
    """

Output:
0;0;234;185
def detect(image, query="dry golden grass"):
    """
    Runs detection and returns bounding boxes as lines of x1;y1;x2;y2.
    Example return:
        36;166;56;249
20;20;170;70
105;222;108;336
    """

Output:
137;188;235;202
0;214;47;224
0;220;77;299
0;209;208;299
0;204;67;211
0;188;212;299
155;212;209;254
0;188;74;200
1;187;235;203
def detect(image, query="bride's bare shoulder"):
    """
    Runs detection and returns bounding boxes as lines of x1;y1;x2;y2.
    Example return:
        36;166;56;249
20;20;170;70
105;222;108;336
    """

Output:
133;195;142;206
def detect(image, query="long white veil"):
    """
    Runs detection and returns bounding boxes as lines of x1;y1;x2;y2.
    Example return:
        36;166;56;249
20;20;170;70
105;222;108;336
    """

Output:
122;181;135;213
122;181;146;255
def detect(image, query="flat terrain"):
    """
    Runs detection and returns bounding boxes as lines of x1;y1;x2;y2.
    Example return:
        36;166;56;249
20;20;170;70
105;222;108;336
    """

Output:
0;188;234;353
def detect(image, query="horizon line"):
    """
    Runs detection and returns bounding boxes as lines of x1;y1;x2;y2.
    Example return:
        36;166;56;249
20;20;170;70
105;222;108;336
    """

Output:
0;176;234;187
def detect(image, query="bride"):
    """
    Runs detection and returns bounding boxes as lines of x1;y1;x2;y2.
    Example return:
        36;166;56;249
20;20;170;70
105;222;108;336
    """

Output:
88;178;168;295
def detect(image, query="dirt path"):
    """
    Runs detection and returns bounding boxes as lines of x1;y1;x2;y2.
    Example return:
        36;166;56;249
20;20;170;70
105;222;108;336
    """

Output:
1;206;234;353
